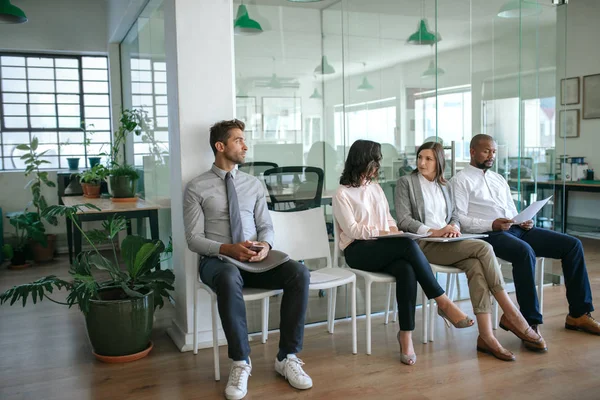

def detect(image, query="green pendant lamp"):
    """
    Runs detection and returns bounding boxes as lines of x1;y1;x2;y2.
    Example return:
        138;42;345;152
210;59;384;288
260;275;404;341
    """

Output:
357;76;374;91
407;19;441;45
309;88;323;99
0;0;27;24
314;55;335;75
421;59;445;78
497;0;542;18
234;4;262;36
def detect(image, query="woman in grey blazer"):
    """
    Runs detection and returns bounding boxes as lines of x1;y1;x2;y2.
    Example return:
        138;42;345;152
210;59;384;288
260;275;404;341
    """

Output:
394;142;545;361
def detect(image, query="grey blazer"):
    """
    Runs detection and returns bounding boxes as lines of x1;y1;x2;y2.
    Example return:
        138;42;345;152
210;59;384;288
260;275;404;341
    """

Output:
394;173;460;233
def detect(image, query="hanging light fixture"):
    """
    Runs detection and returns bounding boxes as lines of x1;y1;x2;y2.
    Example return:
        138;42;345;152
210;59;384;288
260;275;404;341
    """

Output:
233;3;263;36
407;19;441;45
0;0;27;24
309;88;323;99
357;63;374;91
421;59;445;79
497;0;542;18
314;55;335;75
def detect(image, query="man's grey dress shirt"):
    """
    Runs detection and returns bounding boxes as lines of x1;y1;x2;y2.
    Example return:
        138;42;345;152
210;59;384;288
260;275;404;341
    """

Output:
184;164;274;257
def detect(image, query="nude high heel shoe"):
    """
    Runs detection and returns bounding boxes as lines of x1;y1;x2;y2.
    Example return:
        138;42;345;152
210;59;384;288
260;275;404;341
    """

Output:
437;307;474;329
397;332;417;366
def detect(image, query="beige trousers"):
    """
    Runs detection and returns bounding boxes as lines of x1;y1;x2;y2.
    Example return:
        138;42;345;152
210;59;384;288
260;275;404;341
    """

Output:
419;239;504;314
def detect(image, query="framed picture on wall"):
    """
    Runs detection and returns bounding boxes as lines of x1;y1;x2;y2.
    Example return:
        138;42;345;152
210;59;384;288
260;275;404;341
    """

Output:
235;96;259;138
558;109;580;138
560;77;579;105
583;74;600;119
262;97;302;141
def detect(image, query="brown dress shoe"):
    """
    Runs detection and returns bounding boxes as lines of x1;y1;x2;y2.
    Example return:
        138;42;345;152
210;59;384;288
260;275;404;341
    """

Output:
499;314;548;352
476;336;515;362
565;313;600;335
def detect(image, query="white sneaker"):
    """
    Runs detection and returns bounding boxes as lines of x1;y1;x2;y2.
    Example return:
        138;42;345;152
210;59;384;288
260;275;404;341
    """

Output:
274;354;313;390
225;358;252;400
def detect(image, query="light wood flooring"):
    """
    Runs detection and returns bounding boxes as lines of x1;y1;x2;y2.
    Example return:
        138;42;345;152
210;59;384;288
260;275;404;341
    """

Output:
1;239;600;400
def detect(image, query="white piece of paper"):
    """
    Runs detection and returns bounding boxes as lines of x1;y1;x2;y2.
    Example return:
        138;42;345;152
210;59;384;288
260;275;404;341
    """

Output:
512;196;553;224
372;231;432;240
419;233;489;243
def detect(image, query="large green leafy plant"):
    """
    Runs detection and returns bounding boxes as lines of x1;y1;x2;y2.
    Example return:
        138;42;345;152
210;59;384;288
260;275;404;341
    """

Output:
0;204;175;314
6;211;47;251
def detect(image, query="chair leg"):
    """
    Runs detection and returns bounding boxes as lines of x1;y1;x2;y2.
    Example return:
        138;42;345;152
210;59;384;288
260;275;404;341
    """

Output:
536;258;545;315
329;287;338;334
261;297;269;344
492;298;499;330
351;280;357;355
421;286;428;344
447;273;456;302
428;298;436;342
193;288;199;355
366;281;372;355
392;285;398;323
211;297;220;381
384;283;392;325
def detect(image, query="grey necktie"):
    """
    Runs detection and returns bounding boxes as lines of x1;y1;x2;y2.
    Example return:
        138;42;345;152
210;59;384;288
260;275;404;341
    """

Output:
225;172;245;243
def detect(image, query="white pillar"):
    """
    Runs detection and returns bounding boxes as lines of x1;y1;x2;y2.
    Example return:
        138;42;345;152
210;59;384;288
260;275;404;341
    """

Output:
164;0;235;351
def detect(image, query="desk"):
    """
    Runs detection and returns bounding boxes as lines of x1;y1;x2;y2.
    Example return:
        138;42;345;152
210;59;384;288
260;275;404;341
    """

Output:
62;196;161;263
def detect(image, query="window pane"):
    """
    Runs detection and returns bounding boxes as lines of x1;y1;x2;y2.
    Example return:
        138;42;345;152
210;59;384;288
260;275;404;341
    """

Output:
154;62;166;71
2;131;30;144
156;117;168;128
57;94;80;104
30;104;56;116
55;58;78;68
83;69;108;81
154;83;167;95
27;57;53;67
27;67;54;80
1;66;26;79
2;56;25;66
155;96;167;105
4;116;27;128
85;118;110;131
156;104;168;117
59;117;81;128
82;57;107;69
3;93;27;103
34;132;59;144
3;104;27;116
59;131;84;143
61;144;84;156
132;82;152;94
137;71;152;82
83;81;108;93
28;80;55;93
30;116;57;128
30;93;56;103
87;131;110;142
84;94;109;106
58;104;80;116
3;79;26;92
154;71;166;82
56;68;79;80
56;81;79;93
86;143;109;154
39;156;59;169
84;106;109;118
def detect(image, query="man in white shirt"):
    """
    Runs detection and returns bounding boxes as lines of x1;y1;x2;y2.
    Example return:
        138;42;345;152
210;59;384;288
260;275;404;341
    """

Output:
452;134;599;343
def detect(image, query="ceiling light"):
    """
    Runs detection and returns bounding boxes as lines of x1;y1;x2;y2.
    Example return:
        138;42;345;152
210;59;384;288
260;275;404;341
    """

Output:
421;59;445;78
309;88;323;99
314;55;335;75
233;4;262;36
498;0;542;18
357;77;374;92
407;19;441;45
0;0;27;24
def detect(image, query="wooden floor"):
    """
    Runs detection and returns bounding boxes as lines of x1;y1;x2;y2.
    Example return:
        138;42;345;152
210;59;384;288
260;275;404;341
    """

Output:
1;239;600;400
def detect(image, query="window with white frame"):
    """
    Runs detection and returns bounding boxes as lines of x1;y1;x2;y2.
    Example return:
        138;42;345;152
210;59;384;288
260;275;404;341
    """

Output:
0;53;111;170
129;58;169;167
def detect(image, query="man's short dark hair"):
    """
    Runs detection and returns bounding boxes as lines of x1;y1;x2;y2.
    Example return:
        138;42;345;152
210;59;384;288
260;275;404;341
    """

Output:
470;133;494;149
209;119;245;155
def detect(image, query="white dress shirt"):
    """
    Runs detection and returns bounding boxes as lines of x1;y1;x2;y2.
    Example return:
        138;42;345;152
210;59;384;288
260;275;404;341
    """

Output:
451;165;518;233
332;183;396;250
417;174;448;234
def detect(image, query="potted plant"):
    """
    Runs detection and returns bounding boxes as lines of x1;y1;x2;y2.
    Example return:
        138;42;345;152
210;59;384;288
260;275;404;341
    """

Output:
4;211;47;269
79;164;108;198
81;122;102;168
17;137;59;263
0;203;175;362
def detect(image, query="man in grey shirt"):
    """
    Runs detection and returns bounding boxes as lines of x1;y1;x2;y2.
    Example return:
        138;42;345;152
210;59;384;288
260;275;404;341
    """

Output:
183;119;312;400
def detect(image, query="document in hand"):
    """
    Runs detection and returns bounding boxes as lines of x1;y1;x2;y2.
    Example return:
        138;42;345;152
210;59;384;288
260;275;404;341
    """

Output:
512;196;553;224
419;233;489;243
371;231;432;240
216;250;290;273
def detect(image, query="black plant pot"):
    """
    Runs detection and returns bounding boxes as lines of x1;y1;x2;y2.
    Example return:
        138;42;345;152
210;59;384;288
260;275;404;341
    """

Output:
11;249;27;266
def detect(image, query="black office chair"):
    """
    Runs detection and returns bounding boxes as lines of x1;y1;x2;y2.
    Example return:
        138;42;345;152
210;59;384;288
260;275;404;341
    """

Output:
263;166;324;212
238;161;278;177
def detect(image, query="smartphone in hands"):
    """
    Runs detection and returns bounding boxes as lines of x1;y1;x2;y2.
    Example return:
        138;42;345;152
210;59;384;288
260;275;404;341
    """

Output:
248;244;265;253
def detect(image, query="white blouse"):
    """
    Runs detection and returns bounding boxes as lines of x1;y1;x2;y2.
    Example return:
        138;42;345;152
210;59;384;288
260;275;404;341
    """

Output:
417;173;448;234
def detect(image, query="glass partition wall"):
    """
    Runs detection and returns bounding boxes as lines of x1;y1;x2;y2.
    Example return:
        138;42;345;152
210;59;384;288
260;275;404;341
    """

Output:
233;0;565;330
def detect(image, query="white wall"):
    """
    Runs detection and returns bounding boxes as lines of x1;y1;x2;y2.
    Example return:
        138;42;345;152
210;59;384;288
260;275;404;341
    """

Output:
0;0;107;53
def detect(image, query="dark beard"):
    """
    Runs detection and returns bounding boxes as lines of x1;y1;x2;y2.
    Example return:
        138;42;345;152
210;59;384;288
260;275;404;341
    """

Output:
474;161;492;170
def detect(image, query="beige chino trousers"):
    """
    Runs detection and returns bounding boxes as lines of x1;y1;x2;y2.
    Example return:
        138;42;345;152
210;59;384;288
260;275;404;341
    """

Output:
419;239;504;314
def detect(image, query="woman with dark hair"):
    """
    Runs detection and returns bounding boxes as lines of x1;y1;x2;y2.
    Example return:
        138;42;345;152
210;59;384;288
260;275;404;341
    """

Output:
333;139;473;366
394;142;546;361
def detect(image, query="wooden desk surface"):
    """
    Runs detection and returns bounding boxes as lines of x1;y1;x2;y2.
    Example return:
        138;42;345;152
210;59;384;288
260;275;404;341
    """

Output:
61;196;160;214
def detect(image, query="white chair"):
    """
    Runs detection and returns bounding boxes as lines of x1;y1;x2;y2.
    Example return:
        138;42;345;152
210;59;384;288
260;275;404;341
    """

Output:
497;257;545;314
332;214;429;353
269;207;357;355
193;259;282;381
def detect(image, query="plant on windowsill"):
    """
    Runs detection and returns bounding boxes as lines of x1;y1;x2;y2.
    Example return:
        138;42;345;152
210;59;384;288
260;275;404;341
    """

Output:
0;204;175;362
17;136;59;263
81;122;102;168
79;164;109;198
4;211;47;269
